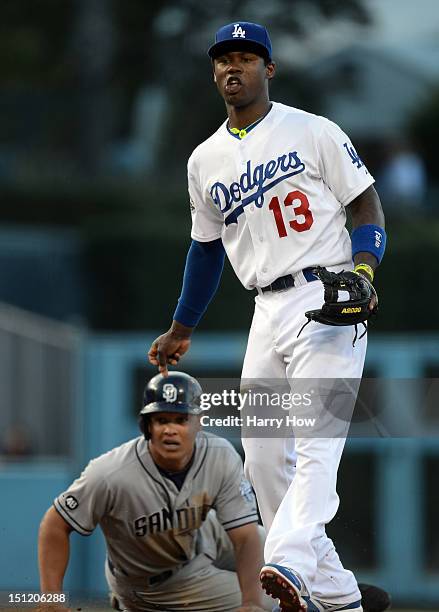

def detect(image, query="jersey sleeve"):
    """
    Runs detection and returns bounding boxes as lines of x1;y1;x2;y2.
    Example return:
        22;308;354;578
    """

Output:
188;154;223;243
213;448;259;531
316;117;375;206
54;458;111;536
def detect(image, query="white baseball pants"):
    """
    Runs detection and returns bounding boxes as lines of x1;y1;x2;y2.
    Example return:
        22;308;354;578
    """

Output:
241;271;367;604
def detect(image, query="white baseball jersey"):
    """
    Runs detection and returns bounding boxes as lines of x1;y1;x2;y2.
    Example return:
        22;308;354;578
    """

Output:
54;432;257;579
189;101;374;289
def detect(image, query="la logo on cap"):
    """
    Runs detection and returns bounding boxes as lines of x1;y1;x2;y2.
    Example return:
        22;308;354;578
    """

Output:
232;23;246;38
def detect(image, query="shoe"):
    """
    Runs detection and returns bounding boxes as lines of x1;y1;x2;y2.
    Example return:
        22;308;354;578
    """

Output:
260;564;309;611
358;583;391;612
302;597;362;611
271;595;362;612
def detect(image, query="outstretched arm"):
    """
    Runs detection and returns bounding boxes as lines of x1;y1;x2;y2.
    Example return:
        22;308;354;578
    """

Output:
37;506;72;611
227;522;267;611
39;506;72;591
148;238;225;374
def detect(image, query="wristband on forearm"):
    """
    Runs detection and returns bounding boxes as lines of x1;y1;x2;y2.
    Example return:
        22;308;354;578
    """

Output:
354;263;374;282
351;224;386;264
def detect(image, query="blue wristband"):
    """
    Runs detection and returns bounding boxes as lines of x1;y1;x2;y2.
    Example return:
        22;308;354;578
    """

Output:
351;224;386;264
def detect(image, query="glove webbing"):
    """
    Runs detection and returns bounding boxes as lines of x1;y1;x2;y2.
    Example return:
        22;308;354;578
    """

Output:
296;318;367;346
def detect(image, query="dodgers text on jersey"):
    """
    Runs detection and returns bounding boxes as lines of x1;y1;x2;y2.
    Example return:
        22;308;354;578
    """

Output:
209;150;305;225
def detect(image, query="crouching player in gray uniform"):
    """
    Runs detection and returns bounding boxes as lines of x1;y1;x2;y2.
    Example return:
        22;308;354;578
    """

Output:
38;371;390;612
38;371;271;612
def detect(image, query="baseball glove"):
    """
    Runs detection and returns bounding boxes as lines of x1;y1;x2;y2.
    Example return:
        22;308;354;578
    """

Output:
299;266;378;342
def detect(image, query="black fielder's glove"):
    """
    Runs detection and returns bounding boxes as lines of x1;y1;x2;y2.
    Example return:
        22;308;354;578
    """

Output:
303;266;378;329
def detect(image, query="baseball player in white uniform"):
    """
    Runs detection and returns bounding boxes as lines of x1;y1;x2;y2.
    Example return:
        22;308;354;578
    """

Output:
38;372;272;612
148;22;387;612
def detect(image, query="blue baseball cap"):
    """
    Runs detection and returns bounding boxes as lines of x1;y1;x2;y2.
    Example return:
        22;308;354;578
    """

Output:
208;22;272;61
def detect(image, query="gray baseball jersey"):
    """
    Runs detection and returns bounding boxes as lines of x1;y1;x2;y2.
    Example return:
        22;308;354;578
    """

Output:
54;432;258;579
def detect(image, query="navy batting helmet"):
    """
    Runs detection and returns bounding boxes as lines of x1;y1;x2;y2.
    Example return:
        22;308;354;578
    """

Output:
139;371;203;439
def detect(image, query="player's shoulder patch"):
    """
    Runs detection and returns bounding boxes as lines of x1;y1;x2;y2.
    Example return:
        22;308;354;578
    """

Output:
65;495;79;510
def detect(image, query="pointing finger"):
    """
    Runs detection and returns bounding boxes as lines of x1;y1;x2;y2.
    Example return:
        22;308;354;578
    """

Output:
157;349;169;376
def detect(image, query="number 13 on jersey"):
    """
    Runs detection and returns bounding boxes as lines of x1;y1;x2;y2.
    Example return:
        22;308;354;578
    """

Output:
268;190;314;237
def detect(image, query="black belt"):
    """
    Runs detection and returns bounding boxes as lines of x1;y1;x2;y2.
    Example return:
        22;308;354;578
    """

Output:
148;570;173;586
260;268;317;293
107;557;183;588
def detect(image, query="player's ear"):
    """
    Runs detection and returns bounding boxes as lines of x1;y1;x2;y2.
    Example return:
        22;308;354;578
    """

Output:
266;61;276;80
213;72;217;83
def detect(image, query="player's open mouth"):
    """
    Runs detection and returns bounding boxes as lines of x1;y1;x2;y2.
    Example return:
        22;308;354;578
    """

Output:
225;77;242;93
163;440;180;447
